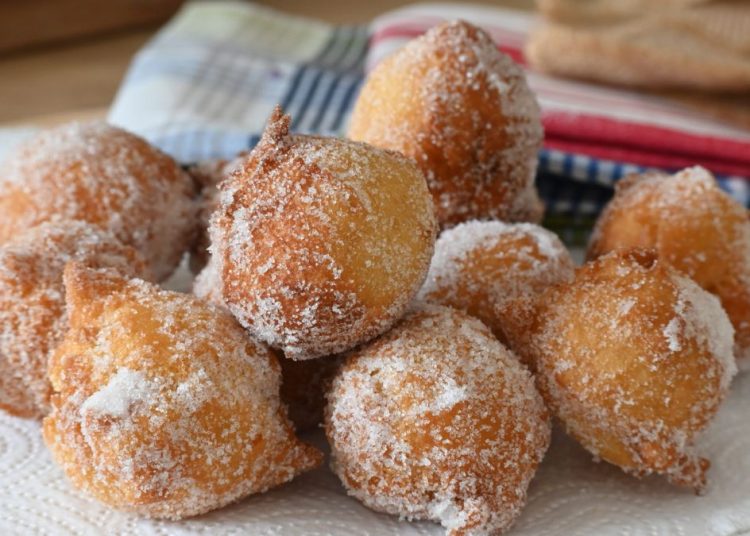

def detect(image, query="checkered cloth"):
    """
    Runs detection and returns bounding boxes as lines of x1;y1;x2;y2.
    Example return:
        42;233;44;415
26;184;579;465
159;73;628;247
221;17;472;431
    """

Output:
108;0;750;242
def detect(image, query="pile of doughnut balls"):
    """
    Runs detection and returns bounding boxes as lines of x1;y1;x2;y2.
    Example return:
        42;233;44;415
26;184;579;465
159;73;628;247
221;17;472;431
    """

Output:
0;20;745;536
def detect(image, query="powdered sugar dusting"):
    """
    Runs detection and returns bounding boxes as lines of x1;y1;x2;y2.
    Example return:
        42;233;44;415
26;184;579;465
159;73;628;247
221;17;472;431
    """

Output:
617;298;635;316
193;257;224;306
80;368;160;419
672;273;737;391
663;318;682;352
589;166;750;369
419;220;574;347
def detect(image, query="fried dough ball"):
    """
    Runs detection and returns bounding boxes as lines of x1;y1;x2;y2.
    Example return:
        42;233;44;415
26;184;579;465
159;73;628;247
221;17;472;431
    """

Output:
0;122;198;280
326;305;550;536
588;166;750;368
0;220;148;419
348;20;544;228
43;264;322;519
527;249;736;492
419;221;574;357
210;107;437;360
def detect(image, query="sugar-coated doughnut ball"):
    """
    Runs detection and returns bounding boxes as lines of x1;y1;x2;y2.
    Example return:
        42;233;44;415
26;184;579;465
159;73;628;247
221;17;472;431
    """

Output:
0;221;148;419
348;20;544;228
326;305;550;536
588;166;750;369
0;122;198;280
210;107;437;360
419;221;574;357
43;264;322;519
528;249;736;492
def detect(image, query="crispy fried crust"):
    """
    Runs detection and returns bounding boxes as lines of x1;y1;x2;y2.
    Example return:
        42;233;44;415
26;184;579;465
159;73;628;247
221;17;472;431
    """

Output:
0;221;149;419
326;305;550;536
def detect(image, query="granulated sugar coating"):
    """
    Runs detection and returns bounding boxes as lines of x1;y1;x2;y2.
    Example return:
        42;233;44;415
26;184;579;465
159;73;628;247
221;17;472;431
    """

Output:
588;166;750;370
0;220;148;419
348;20;544;228
43;264;322;519
210;107;437;360
418;221;574;363
528;249;736;493
0;122;198;280
193;256;225;306
325;304;550;536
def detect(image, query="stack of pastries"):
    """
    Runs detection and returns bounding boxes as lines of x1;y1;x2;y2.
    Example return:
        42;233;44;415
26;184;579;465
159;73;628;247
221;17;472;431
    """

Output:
0;20;744;536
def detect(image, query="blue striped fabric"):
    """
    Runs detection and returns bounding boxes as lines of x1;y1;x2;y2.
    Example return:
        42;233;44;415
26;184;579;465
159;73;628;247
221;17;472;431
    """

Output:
108;1;750;244
279;26;368;135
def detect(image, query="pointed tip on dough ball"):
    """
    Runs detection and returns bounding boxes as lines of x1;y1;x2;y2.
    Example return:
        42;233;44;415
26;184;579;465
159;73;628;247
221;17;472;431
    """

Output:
0;220;148;419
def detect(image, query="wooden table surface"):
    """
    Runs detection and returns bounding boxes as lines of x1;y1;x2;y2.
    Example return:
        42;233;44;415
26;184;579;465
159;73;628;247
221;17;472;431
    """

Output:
0;0;534;128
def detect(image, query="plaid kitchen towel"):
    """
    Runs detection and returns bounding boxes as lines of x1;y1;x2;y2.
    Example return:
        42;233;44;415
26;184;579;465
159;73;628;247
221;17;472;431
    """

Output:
108;0;750;241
